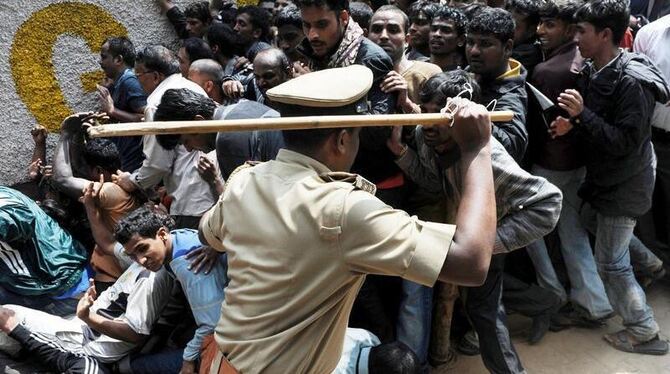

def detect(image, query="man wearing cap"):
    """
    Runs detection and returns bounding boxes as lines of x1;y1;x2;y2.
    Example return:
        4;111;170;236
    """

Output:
297;0;415;340
199;65;498;373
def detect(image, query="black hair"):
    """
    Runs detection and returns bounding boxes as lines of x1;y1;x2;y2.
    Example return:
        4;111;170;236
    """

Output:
275;4;303;28
419;69;482;105
433;6;468;36
238;6;272;42
538;0;583;23
374;5;410;33
154;88;217;150
83;138;121;173
104;36;136;67
467;7;515;43
461;3;486;21
574;0;629;45
40;198;71;233
408;1;439;23
182;37;215;62
369;342;421;374
350;1;374;30
216;3;239;26
40;198;95;251
135;45;181;76
506;0;542;27
282;128;355;153
114;204;175;245
207;22;243;58
280;99;364;153
185;1;213;24
296;0;350;13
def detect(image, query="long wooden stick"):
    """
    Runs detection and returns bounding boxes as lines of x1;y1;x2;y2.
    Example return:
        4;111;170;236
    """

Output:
87;110;514;138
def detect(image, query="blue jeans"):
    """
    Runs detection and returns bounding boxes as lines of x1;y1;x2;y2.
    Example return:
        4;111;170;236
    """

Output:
396;280;433;366
526;166;613;318
584;206;660;341
0;285;78;317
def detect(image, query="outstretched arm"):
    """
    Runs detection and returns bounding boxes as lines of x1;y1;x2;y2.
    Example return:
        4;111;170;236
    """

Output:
52;114;99;199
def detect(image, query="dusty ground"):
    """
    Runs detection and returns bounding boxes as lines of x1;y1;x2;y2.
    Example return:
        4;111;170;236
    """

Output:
433;279;670;374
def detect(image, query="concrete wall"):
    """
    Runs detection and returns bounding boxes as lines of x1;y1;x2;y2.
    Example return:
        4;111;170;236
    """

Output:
0;0;205;186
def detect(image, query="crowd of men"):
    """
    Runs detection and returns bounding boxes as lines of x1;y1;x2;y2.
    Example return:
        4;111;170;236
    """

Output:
2;0;670;373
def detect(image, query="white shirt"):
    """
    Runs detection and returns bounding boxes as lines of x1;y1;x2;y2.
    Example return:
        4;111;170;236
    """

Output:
84;263;173;362
165;148;219;216
129;74;216;215
634;15;670;131
332;328;380;374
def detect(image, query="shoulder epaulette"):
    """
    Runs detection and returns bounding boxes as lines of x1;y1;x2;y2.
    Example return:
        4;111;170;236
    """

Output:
222;161;262;193
319;172;377;195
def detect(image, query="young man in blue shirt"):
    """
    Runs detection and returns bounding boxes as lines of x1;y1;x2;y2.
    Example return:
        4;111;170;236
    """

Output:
115;205;227;374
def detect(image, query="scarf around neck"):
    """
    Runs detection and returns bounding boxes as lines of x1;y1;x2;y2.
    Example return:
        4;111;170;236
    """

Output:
302;20;365;70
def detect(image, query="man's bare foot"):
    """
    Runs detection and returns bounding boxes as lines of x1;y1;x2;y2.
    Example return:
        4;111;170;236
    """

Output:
0;307;18;334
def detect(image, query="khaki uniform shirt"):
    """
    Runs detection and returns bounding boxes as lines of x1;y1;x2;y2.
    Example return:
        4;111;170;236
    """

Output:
201;149;455;374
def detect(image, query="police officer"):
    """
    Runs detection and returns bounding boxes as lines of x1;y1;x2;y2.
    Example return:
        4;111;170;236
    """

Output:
199;65;497;373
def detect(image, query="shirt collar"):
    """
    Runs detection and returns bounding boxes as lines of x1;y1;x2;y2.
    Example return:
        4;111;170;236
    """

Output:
275;149;333;175
591;49;624;76
113;68;133;88
357;346;372;374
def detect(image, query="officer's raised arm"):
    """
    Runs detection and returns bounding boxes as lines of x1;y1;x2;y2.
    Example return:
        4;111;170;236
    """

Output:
437;99;496;286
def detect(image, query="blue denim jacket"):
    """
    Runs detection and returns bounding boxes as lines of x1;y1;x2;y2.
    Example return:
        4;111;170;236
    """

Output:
168;230;228;362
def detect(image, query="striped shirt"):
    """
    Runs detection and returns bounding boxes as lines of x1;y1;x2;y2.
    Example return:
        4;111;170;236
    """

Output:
397;130;563;253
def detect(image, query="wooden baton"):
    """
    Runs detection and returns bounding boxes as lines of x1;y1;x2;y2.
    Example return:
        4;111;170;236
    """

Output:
87;111;514;138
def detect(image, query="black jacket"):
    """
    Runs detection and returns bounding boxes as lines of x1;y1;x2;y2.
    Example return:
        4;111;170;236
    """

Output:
512;41;543;78
575;51;670;217
299;36;399;183
478;59;529;162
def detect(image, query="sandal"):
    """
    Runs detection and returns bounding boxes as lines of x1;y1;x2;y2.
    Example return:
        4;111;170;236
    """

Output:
603;330;669;355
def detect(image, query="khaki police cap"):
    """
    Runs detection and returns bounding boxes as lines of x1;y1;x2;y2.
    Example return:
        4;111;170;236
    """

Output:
266;65;373;108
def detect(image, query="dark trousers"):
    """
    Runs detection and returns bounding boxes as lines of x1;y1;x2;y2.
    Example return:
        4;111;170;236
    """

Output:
461;254;525;374
636;132;670;263
9;324;110;374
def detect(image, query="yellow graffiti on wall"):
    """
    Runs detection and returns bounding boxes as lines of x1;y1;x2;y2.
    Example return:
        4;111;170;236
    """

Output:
10;2;127;132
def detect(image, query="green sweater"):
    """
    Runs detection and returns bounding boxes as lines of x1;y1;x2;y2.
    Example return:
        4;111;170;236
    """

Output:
0;187;87;295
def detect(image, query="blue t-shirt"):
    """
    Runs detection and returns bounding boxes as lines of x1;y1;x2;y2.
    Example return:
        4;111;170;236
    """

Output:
167;229;228;362
110;68;147;172
170;229;204;260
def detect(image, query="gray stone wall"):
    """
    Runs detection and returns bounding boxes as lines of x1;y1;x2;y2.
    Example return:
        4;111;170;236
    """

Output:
0;0;193;186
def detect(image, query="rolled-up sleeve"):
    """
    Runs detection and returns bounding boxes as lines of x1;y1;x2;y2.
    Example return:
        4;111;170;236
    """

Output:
339;190;455;286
